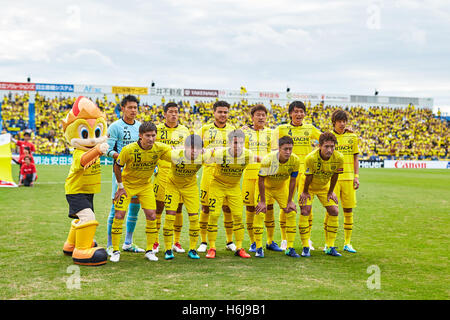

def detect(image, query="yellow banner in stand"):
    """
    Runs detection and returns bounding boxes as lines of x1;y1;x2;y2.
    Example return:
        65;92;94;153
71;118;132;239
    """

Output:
112;86;148;95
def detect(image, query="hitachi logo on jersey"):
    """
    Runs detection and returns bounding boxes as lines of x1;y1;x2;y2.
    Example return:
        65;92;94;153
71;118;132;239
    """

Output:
221;168;245;175
249;141;269;147
161;139;183;145
292;136;310;143
335;145;352;151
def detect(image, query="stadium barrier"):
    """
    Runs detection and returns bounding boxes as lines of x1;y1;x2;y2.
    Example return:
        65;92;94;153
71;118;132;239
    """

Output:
359;160;384;168
12;154;114;166
384;160;449;169
12;156;449;169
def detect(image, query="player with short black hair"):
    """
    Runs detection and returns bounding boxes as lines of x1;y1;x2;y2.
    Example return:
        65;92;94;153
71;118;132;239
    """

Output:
105;95;144;255
299;132;344;257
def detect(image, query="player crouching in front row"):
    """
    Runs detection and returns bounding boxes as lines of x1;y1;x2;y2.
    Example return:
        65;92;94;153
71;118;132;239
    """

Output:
110;122;172;263
299;132;344;257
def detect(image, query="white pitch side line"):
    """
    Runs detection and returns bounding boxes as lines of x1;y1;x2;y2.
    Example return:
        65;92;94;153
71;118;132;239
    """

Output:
33;181;113;185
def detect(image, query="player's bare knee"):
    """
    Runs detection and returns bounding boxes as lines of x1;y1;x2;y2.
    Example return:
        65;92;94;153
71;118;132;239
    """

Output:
202;205;209;213
327;206;339;216
246;206;255;212
114;210;126;220
300;206;311;216
144;209;156;220
267;204;274;210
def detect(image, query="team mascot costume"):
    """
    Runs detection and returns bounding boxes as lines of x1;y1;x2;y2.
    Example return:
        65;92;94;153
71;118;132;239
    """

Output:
62;96;108;266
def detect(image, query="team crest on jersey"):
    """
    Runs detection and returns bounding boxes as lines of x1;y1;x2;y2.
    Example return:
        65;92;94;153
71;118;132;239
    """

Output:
304;131;309;136
348;139;353;145
153;155;158;159
331;165;336;170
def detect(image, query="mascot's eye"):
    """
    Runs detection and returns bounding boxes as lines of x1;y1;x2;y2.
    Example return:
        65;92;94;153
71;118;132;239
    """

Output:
81;128;89;139
95;127;101;138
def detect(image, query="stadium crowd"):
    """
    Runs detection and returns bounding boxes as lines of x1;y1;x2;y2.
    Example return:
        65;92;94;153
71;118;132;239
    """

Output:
1;93;448;160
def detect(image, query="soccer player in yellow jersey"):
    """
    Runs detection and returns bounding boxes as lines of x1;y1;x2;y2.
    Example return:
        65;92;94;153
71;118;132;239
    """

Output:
162;134;204;260
255;136;300;258
271;101;321;250
110;122;172;262
299;132;344;257
153;102;191;254
205;130;256;259
241;104;276;252
197;101;237;253
326;109;360;253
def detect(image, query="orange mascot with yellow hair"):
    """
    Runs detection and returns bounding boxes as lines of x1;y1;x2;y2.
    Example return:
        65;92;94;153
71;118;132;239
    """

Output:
62;96;108;266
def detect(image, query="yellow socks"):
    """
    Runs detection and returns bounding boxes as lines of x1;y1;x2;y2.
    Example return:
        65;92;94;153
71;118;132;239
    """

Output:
163;214;176;251
199;211;209;243
286;211;297;248
265;208;275;244
207;214;219;249
155;212;162;244
111;218;124;252
253;213;264;249
232;214;245;249
323;212;329;245
145;219;158;251
326;215;338;248
279;209;286;242
224;211;234;244
174;212;183;244
299;214;310;248
246;210;255;244
344;211;353;245
188;215;200;250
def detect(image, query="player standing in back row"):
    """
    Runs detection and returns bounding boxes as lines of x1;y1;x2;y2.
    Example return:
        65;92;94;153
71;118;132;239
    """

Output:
271;101;321;250
153;102;191;254
197;101;237;253
327;109;360;253
106;95;144;255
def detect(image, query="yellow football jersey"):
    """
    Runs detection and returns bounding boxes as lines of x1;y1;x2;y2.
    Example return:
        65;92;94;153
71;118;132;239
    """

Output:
156;123;191;169
242;126;272;180
116;141;172;186
210;148;253;186
258;151;300;189
304;148;344;190
271;122;321;172
65;149;101;194
198;122;236;167
166;149;204;185
332;131;360;181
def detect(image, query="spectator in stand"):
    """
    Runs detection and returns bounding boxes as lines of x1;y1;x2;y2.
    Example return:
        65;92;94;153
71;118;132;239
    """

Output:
19;155;37;187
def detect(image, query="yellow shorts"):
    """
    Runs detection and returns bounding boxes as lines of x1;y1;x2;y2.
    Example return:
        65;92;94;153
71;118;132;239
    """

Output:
263;183;290;209
301;188;338;207
115;183;156;211
200;166;214;206
165;180;200;213
154;167;169;202
242;177;258;206
208;180;242;217
334;180;357;208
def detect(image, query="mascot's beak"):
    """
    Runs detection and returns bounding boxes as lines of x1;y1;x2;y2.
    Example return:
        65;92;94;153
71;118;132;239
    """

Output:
86;119;97;128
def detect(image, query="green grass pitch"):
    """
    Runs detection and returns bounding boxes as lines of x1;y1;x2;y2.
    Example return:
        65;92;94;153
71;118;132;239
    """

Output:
0;165;449;300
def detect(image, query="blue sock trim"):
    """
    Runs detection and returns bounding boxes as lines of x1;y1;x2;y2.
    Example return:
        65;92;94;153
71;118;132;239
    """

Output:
107;203;115;247
124;203;141;245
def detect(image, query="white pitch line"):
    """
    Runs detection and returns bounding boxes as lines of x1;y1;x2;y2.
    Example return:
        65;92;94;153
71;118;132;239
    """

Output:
32;181;113;185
